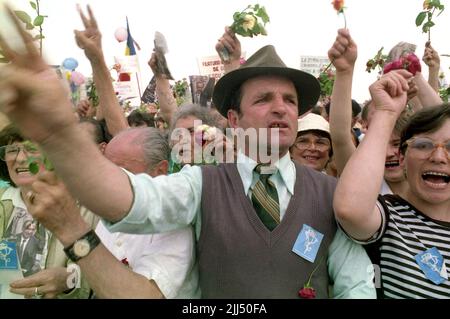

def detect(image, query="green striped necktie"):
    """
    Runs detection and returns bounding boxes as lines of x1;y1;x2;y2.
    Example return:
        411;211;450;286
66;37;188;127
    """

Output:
251;164;280;231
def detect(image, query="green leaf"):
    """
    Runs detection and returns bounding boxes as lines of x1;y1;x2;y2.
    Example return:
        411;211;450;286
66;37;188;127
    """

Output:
437;7;445;16
29;1;37;10
0;57;9;63
26;23;34;30
43;157;54;171
28;162;39;175
252;22;261;34
34;34;45;40
257;7;270;24
422;20;435;33
33;15;44;26
430;0;441;7
415;11;427;26
14;10;32;24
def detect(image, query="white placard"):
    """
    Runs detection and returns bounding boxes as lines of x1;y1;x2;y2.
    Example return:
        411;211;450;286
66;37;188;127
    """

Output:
299;56;331;77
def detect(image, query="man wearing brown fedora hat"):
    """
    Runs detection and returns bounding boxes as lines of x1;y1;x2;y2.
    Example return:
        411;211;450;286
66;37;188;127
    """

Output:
0;6;374;298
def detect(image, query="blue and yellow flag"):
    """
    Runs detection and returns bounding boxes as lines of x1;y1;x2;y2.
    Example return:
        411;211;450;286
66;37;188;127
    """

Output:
125;17;136;56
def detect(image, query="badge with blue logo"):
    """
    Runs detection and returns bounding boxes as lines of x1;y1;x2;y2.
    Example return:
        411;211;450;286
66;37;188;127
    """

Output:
415;247;448;285
292;225;324;263
0;240;19;270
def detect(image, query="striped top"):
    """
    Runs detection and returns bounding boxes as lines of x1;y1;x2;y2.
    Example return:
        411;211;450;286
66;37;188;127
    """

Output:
373;195;450;299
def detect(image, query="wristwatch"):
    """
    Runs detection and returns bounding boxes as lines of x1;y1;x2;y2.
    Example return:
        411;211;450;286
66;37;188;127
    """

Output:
64;229;101;262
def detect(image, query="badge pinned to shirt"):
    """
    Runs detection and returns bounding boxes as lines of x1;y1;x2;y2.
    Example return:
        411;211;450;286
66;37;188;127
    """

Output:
415;247;448;285
292;225;324;263
0;240;19;270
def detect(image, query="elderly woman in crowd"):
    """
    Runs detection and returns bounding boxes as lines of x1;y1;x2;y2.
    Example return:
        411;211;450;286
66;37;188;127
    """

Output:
0;124;96;299
290;113;333;173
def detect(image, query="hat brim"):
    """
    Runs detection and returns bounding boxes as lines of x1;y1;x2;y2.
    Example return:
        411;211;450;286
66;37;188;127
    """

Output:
213;66;320;118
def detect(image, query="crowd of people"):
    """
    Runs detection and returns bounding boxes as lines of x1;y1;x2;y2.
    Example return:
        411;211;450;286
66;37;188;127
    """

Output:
0;4;449;299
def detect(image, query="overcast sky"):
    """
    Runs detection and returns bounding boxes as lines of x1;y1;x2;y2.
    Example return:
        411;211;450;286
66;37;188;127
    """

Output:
9;0;450;103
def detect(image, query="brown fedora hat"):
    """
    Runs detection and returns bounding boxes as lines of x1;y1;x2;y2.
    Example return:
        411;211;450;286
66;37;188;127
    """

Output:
213;45;320;117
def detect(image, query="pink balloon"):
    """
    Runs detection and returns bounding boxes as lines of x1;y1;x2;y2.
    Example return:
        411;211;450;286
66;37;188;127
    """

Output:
114;27;128;42
71;71;85;86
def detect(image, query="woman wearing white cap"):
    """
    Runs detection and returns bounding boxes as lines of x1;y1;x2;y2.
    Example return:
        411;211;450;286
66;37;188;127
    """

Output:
290;113;332;173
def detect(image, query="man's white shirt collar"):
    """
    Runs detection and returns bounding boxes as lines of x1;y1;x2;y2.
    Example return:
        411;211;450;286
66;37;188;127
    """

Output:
236;150;295;196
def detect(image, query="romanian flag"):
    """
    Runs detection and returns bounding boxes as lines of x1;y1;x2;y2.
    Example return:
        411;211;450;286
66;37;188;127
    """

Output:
125;17;136;56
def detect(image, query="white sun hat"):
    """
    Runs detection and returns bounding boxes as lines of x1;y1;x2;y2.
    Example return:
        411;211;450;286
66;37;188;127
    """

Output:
297;113;330;134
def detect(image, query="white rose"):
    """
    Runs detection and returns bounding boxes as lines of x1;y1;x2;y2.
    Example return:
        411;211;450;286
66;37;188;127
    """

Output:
242;14;256;32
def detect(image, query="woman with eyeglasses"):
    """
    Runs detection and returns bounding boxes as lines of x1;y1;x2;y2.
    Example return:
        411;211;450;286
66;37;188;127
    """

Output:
0;124;94;299
334;69;450;298
290;113;333;173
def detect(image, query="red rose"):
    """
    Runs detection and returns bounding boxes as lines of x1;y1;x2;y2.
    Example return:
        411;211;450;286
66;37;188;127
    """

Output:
121;258;129;266
405;53;422;75
383;59;403;74
383;54;422;75
332;0;344;12
298;287;316;299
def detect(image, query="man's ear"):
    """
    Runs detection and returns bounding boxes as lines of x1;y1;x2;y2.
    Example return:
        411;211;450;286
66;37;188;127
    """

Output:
228;109;239;129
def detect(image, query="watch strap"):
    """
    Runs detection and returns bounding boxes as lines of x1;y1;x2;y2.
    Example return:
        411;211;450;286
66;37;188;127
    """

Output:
64;229;101;262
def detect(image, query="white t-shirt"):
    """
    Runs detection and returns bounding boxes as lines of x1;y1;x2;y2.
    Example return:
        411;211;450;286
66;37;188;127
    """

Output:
96;222;200;299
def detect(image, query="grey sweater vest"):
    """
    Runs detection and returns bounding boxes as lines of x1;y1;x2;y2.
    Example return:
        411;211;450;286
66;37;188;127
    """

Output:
199;163;337;298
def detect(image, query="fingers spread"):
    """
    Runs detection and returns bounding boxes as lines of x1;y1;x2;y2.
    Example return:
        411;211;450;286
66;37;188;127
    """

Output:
87;5;98;29
77;4;90;29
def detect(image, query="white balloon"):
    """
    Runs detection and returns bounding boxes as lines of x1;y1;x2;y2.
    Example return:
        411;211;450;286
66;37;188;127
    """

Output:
114;27;128;42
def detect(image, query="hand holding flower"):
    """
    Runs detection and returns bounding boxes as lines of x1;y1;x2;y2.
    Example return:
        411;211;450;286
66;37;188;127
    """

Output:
415;0;445;42
219;4;269;62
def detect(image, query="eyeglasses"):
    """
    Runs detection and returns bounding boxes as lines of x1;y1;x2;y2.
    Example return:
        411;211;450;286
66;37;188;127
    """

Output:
0;143;40;162
293;137;331;152
404;137;450;159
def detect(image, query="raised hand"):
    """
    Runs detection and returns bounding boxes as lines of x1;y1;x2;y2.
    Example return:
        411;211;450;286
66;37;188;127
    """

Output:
369;70;412;117
148;52;163;78
74;5;103;62
0;5;76;144
423;41;440;70
216;27;242;73
328;29;357;73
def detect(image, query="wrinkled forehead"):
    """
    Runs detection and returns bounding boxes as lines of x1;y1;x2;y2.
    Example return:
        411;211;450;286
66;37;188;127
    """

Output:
241;75;297;96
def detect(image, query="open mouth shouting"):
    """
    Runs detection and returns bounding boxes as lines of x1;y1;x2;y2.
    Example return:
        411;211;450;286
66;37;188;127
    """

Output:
421;171;450;189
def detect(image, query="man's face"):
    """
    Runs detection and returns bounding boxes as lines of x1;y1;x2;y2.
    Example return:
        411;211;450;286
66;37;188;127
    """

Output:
228;75;299;158
384;132;405;183
23;223;36;238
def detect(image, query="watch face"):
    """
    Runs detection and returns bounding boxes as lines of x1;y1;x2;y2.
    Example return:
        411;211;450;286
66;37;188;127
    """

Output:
73;239;90;257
